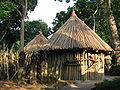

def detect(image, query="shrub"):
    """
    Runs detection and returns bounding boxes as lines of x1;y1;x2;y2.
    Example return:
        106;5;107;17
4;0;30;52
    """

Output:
91;78;120;90
109;65;120;76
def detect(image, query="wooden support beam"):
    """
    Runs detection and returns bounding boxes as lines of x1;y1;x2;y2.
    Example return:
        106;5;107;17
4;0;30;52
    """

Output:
80;51;85;80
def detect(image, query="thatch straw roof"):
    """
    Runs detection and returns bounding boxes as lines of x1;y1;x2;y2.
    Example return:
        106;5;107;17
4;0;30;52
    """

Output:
24;33;48;52
40;11;113;51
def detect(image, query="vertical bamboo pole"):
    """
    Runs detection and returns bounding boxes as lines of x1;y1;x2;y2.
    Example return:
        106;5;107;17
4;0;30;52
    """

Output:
95;53;97;80
66;52;68;80
79;52;81;80
81;51;85;80
6;50;9;80
101;53;105;80
88;53;90;80
62;52;65;80
72;52;74;80
56;52;59;79
59;52;62;80
68;52;70;80
75;52;77;80
85;52;88;80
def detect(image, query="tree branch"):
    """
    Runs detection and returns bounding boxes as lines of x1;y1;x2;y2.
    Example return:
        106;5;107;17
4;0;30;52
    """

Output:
16;8;22;17
0;31;7;41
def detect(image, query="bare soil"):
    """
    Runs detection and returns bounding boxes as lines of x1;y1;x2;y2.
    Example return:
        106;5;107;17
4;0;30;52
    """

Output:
0;81;47;90
0;76;120;90
61;76;120;90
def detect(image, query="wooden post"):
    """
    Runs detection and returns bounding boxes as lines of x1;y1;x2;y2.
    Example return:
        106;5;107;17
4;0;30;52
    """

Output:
80;51;85;80
101;53;105;80
85;53;88;80
78;52;81;80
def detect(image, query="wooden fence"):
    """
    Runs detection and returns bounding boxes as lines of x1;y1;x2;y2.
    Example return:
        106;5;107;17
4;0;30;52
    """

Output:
0;47;19;80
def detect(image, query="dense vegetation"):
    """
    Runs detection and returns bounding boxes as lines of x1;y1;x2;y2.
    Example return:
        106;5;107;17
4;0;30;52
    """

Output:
110;64;120;76
92;78;120;90
0;0;50;49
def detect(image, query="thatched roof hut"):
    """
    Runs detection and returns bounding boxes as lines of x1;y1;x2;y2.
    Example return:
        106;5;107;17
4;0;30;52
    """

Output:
24;33;48;52
24;11;113;81
38;10;113;80
41;10;113;52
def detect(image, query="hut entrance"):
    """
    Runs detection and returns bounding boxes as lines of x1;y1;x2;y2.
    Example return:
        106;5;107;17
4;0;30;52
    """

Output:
61;52;82;80
62;60;81;80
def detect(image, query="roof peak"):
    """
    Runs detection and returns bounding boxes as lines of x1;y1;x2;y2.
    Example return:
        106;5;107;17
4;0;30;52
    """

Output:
72;10;76;16
39;31;43;35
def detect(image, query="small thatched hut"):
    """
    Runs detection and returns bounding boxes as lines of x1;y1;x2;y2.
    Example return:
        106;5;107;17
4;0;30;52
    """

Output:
24;32;48;52
23;33;48;83
38;10;113;80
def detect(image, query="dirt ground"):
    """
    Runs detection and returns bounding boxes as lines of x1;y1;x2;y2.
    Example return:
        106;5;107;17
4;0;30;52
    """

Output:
0;76;120;90
0;81;47;90
61;76;120;90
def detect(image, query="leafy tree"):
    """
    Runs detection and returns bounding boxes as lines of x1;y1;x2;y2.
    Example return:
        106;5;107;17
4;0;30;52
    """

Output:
0;0;37;50
13;0;37;51
99;0;120;63
24;20;50;45
52;7;72;33
0;1;16;41
0;1;19;48
0;1;15;19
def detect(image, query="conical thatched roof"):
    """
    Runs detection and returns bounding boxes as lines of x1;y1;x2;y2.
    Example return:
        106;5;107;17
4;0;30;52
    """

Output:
24;33;48;52
40;11;113;51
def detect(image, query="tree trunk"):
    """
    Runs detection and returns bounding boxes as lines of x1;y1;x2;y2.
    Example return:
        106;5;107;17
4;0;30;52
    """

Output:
99;0;120;63
19;0;27;52
18;0;27;81
20;17;25;52
107;15;120;63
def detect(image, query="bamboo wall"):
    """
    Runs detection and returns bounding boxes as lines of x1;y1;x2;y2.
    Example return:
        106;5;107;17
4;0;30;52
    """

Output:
46;50;105;80
0;47;105;82
23;50;105;82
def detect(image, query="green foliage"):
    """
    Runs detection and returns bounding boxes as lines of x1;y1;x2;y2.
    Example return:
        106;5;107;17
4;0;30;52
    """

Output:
109;65;120;76
52;7;72;33
92;78;120;90
0;1;20;49
25;20;50;45
0;0;38;49
27;0;38;11
0;1;16;19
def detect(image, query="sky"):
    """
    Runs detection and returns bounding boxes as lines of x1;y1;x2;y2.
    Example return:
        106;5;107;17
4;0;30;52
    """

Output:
28;0;76;28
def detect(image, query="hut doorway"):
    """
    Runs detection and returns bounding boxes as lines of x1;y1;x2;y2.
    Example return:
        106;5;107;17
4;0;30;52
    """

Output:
61;61;81;80
60;52;82;80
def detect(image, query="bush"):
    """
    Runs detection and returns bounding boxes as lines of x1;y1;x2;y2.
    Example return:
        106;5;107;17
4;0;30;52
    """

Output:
109;65;120;76
92;78;120;90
